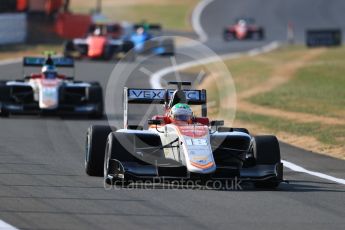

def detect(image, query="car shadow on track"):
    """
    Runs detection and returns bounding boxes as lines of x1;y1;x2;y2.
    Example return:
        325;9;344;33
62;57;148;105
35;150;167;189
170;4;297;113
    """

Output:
273;180;345;192
103;180;345;193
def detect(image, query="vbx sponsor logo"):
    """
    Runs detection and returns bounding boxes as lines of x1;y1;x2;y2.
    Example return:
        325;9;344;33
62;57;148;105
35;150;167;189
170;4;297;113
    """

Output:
129;89;165;99
167;90;200;101
128;89;202;101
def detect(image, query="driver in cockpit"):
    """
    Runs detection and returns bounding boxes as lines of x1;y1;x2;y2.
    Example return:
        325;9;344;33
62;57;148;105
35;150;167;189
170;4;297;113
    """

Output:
169;103;193;124
41;64;57;79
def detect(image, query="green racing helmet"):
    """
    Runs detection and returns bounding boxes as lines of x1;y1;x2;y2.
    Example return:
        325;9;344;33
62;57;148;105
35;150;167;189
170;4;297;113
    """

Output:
170;103;193;121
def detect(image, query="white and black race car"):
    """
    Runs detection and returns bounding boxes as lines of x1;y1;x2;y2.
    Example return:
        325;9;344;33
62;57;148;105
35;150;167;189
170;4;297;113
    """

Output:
0;55;103;117
85;82;283;188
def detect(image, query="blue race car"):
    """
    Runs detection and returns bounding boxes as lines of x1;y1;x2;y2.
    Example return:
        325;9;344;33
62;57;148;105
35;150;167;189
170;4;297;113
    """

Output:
129;23;175;56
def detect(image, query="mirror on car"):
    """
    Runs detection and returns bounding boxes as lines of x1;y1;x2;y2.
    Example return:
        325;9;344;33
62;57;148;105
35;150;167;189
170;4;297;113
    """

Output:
210;120;224;127
128;125;144;130
148;119;163;125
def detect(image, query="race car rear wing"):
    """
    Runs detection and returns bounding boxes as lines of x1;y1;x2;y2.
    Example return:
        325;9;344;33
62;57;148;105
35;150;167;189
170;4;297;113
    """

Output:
126;88;206;105
123;87;207;128
23;57;75;68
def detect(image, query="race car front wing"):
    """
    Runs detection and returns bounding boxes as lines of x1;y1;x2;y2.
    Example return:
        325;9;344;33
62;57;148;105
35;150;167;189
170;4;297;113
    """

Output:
105;158;283;184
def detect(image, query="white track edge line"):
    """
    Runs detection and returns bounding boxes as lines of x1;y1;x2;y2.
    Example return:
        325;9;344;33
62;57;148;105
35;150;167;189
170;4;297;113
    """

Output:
282;160;345;185
0;220;19;230
191;0;214;42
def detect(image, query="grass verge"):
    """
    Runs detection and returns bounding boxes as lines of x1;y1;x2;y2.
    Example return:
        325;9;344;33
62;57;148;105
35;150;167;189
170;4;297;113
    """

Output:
70;0;198;31
236;112;344;147
249;47;345;119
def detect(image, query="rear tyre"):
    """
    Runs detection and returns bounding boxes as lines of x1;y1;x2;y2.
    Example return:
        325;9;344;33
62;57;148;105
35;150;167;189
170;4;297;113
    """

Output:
0;82;10;118
0;82;10;100
253;135;282;188
161;39;175;56
123;40;134;51
122;41;136;62
102;46;114;60
63;40;75;57
257;28;265;40
85;125;116;176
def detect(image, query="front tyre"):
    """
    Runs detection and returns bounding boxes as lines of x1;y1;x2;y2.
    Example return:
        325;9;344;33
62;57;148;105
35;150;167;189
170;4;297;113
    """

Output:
253;135;282;189
0;82;10;118
253;28;265;40
0;106;9;117
85;125;116;176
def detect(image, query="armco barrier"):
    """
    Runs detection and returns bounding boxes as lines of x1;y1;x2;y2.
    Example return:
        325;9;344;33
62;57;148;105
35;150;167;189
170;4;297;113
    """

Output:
55;13;91;39
0;13;27;44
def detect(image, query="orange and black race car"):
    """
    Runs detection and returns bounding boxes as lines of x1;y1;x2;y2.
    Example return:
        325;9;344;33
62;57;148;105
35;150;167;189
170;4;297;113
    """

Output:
223;18;265;41
63;23;135;61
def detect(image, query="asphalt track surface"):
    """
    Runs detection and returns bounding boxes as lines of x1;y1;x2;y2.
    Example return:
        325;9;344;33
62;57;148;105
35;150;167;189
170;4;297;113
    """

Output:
0;0;344;229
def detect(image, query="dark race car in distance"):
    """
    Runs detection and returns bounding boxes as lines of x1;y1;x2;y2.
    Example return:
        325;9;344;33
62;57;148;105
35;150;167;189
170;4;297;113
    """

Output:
223;18;265;41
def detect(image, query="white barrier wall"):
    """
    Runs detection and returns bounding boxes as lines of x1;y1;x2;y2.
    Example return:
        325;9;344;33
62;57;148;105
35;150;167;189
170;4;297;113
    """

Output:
0;13;27;44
